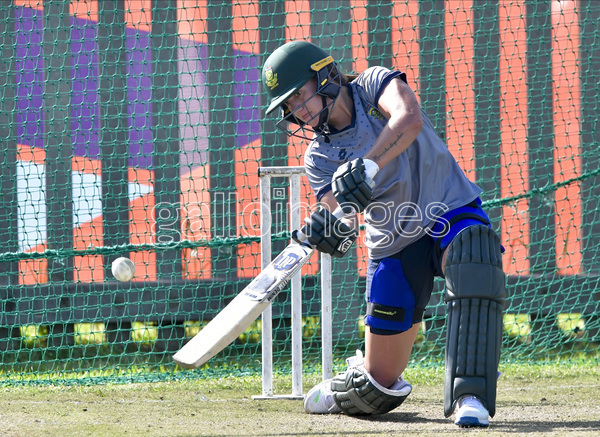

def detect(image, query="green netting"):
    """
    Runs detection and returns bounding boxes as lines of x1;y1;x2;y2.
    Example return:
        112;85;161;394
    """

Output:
0;0;598;386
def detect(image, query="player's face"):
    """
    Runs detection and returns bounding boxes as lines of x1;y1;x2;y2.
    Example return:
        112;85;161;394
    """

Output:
283;79;324;128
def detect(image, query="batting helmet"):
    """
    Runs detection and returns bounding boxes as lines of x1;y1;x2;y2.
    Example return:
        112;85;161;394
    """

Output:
262;41;341;138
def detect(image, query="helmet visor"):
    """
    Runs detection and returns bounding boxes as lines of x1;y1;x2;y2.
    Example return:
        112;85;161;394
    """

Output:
273;61;341;140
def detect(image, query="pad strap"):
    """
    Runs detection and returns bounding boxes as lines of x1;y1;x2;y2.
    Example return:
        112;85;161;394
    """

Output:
433;200;490;260
366;303;425;326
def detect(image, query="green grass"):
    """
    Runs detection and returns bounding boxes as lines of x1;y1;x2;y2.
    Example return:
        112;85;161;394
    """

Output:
1;362;599;437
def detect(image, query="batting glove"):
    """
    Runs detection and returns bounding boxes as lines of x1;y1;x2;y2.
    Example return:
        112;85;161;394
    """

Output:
332;158;379;214
293;207;357;258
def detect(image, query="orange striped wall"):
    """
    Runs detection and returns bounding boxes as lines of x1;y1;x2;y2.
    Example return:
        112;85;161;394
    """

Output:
350;0;369;274
285;0;311;43
14;0;41;10
392;0;420;97
178;0;208;44
12;0;589;282
552;0;581;275
351;0;369;74
445;0;476;180
499;0;530;276
235;139;262;279
70;0;98;22
180;164;212;280
232;0;259;54
125;0;151;33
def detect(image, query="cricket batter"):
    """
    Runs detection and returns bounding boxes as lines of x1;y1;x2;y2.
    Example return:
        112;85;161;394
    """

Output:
261;41;506;427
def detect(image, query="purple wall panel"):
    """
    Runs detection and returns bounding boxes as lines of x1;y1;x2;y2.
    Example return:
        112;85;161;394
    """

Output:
13;5;258;172
126;27;153;170
179;42;210;172
15;6;44;150
71;16;100;161
233;50;261;149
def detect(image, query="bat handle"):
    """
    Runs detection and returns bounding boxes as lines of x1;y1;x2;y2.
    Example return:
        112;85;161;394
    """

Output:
292;205;345;243
293;165;377;244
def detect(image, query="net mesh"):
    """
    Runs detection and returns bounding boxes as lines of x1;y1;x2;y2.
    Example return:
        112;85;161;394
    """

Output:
0;0;598;384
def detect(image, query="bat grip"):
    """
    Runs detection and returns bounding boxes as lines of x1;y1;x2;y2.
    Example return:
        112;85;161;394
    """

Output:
293;205;345;243
293;165;377;244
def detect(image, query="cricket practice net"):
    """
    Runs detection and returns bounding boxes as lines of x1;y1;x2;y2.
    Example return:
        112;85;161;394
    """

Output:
0;0;598;385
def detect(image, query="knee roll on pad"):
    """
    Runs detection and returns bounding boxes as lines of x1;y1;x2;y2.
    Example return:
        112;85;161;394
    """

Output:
331;366;411;415
443;225;506;418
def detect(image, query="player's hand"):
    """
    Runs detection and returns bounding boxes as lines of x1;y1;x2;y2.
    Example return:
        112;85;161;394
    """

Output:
293;207;357;258
332;158;379;214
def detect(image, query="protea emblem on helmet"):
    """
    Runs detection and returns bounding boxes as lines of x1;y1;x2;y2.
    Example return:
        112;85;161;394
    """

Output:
265;66;278;90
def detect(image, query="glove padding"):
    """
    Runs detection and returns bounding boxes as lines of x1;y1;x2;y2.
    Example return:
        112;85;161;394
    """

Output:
331;366;412;415
293;207;357;258
332;158;378;214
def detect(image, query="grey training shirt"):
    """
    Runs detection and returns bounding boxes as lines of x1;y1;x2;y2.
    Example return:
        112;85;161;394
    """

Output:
304;66;482;259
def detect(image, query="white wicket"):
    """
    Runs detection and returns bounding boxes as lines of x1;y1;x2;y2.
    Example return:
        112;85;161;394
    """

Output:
253;166;333;400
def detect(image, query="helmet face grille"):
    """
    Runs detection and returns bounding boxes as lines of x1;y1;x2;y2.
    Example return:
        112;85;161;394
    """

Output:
274;62;341;141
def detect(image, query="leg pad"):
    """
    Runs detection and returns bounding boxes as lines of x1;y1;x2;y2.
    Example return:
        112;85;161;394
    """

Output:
443;225;506;418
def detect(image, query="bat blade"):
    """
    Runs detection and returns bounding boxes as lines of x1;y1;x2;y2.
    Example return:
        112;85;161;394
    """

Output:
172;242;314;369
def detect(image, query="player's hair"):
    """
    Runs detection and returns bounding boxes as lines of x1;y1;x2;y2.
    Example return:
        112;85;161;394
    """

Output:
340;72;359;84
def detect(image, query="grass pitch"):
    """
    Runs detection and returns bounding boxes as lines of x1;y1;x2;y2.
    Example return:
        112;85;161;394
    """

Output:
0;362;598;437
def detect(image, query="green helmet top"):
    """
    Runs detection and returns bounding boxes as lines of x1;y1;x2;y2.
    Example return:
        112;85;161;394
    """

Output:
262;41;335;115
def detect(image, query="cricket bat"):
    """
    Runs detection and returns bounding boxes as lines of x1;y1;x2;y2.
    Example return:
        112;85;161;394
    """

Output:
172;240;315;369
173;164;376;369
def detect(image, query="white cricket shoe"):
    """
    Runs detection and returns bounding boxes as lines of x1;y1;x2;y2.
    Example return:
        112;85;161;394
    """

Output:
304;350;364;414
454;395;490;427
303;378;341;414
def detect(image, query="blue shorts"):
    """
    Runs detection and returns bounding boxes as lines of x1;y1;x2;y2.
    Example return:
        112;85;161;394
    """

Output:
365;198;492;335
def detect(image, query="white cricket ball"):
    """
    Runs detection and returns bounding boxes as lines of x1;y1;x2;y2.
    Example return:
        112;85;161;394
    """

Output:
111;257;136;282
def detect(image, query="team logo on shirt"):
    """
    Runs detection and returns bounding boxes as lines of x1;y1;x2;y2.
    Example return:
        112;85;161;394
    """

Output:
366;105;383;120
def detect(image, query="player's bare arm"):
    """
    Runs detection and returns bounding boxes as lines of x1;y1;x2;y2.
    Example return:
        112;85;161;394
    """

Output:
363;78;423;169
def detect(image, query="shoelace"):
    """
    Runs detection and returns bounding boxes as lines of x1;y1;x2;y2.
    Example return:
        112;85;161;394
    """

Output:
461;397;487;412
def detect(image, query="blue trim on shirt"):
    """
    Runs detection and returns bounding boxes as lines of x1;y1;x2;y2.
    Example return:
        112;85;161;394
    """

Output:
316;184;332;202
373;71;407;108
